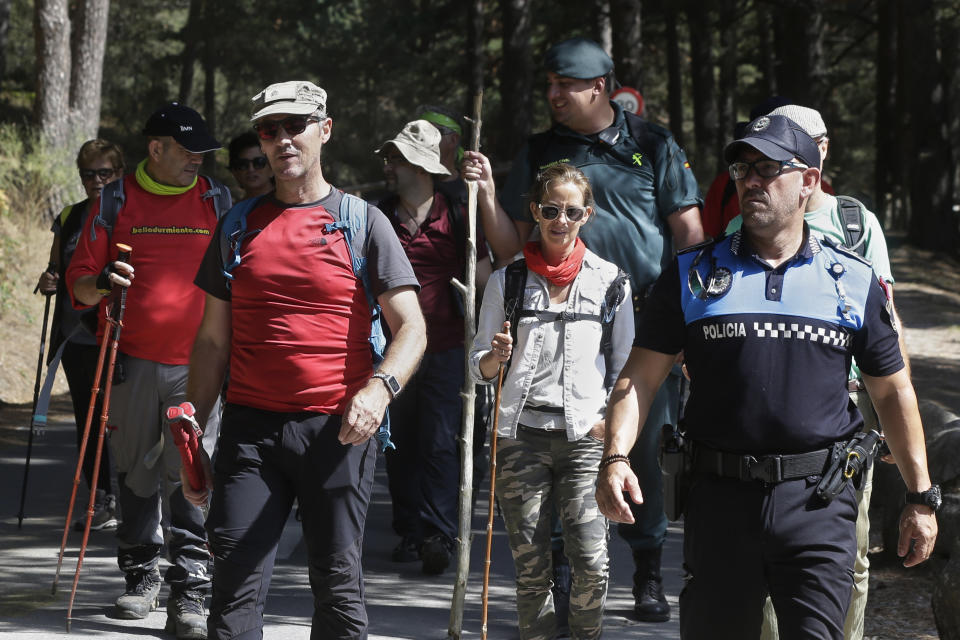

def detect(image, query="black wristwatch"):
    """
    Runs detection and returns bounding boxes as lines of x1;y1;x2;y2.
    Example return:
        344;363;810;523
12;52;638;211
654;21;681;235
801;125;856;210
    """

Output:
906;484;942;513
372;372;401;400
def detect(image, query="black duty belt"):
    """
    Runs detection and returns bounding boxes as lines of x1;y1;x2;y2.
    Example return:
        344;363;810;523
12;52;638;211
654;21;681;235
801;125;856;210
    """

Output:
693;444;833;484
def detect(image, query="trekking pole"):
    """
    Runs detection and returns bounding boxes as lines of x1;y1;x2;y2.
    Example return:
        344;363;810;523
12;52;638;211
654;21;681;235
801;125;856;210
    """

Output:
480;363;504;640
52;283;115;596
50;244;131;633
17;262;56;528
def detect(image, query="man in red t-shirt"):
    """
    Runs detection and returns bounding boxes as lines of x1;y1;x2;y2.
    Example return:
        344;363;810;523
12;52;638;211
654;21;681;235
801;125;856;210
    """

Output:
67;103;229;637
184;81;426;639
376;120;492;575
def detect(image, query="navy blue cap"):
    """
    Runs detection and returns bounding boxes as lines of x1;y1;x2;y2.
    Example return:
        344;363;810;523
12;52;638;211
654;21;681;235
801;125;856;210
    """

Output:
543;37;614;79
142;102;221;153
724;114;821;170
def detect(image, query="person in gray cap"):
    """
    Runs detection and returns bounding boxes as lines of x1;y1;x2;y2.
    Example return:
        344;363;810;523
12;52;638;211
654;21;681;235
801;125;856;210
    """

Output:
463;36;704;625
374;120;492;576
723;106;909;640
597;113;937;639
67;102;230;639
181;81;426;639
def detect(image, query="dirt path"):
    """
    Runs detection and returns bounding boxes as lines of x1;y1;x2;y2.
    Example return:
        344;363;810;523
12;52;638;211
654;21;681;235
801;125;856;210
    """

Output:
1;235;957;638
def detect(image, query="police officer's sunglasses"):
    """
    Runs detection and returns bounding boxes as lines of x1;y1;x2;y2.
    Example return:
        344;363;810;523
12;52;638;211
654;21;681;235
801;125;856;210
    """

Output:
537;203;587;222
230;157;268;171
728;159;808;181
254;116;320;140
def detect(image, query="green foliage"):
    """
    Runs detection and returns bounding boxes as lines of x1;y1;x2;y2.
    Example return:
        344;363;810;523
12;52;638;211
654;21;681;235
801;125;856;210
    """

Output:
0;123;81;315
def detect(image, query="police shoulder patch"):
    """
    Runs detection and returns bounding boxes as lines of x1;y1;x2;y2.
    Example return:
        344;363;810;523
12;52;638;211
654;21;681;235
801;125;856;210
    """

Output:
819;236;873;267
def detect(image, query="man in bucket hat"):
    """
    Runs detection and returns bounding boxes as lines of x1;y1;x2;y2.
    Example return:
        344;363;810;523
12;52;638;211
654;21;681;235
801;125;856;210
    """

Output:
182;81;426;638
597;114;937;639
375;120;492;575
67;102;230;638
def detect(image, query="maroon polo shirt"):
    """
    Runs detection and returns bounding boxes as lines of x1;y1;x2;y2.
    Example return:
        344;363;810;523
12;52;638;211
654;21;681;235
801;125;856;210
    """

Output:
384;192;488;353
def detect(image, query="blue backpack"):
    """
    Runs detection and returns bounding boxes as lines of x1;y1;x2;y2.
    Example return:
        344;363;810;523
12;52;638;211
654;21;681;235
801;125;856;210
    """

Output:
219;193;394;452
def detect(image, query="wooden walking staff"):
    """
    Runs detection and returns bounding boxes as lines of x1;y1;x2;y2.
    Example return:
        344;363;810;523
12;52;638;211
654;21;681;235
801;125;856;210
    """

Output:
448;91;483;640
49;243;132;633
480;364;504;640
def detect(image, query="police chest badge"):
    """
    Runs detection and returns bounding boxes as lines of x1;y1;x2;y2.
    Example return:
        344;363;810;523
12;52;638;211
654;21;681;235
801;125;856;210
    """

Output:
706;267;732;296
687;246;732;300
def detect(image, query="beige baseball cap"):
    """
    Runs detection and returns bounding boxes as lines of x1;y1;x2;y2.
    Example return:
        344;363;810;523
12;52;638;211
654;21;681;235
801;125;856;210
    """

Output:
767;105;827;139
251;81;327;121
376;120;451;176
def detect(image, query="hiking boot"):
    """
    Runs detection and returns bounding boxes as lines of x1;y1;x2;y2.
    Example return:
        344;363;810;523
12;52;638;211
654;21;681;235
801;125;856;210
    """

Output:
115;568;161;619
165;589;207;639
632;547;670;622
73;491;119;531
420;534;454;575
391;536;421;563
552;549;571;638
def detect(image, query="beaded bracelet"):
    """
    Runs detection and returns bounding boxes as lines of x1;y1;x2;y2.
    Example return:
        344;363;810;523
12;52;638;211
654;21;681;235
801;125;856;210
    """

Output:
598;454;631;471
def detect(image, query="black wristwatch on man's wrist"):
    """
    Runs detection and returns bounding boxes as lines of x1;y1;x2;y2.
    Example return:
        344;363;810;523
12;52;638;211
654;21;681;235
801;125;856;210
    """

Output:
905;484;942;513
372;372;401;400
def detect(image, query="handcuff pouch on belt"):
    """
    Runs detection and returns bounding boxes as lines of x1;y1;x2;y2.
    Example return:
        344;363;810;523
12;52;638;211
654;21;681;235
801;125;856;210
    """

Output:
814;429;882;505
659;423;692;521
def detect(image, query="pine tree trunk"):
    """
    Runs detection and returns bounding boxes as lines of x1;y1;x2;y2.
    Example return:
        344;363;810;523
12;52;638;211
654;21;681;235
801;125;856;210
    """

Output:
69;0;109;142
903;0;956;251
499;0;531;160
178;0;201;105
874;0;898;227
466;0;484;99
34;0;71;149
0;0;11;84
610;0;641;91
663;0;684;148
715;0;737;176
686;0;718;180
592;0;612;56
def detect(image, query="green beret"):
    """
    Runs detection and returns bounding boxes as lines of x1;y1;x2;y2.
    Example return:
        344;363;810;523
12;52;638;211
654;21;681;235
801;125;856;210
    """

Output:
543;37;614;79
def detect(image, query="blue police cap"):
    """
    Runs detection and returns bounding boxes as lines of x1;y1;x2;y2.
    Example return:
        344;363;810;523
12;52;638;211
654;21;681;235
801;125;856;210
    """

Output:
543;37;614;79
723;114;821;170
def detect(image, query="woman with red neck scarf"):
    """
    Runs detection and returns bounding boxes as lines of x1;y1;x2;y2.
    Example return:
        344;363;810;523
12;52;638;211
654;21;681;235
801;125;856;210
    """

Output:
470;163;635;640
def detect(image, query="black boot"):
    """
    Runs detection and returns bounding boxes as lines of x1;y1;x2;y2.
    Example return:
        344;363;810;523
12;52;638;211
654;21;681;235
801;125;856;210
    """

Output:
552;549;571;637
632;546;670;622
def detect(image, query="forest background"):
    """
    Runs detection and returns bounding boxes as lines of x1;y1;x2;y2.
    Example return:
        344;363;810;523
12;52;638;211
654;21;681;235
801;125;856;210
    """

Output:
0;0;958;251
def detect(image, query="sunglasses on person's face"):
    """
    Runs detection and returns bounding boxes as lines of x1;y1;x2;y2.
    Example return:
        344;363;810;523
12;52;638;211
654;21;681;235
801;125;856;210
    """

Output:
537;203;587;222
231;156;268;171
253;116;320;140
79;168;117;181
728;159;807;181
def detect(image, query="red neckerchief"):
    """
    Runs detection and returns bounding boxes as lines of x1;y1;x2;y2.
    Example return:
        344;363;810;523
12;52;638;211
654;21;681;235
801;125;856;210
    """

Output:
522;238;586;288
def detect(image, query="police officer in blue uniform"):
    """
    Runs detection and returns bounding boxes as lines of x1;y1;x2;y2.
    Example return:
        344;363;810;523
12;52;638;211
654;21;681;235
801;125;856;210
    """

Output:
596;114;938;639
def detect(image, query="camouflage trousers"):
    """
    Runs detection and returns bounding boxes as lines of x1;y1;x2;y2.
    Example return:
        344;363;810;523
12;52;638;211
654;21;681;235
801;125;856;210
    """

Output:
496;427;609;640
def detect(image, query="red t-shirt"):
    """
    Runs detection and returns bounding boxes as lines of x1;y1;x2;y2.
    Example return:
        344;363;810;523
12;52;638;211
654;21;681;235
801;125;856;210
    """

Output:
384;192;489;353
66;175;219;365
195;191;419;414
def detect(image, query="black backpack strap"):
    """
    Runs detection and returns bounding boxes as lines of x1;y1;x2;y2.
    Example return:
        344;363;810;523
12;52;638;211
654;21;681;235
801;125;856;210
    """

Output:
601;269;629;389
835;195;867;257
435;182;467;263
200;176;234;220
90;179;126;242
503;259;528;360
